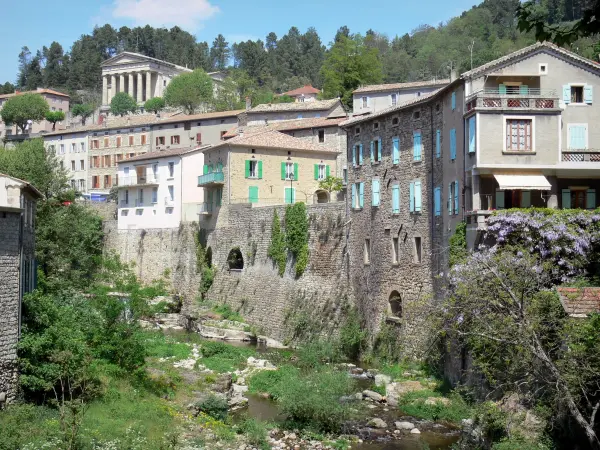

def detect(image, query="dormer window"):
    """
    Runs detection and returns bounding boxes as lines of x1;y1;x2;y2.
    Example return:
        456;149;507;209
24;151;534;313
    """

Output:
391;93;397;106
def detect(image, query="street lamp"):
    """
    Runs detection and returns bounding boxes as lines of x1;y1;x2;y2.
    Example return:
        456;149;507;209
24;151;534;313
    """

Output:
289;173;294;204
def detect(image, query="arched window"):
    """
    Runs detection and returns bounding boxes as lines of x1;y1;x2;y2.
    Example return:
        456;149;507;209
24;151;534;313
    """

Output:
388;291;402;318
227;247;244;270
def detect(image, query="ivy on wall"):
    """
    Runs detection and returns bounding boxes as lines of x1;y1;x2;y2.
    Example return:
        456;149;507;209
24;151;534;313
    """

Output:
267;210;287;276
194;228;215;299
268;204;310;278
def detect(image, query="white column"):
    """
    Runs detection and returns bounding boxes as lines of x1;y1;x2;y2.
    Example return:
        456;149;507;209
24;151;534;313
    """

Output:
119;74;125;93
110;75;116;102
145;71;152;101
102;75;108;106
137;72;143;103
128;73;134;98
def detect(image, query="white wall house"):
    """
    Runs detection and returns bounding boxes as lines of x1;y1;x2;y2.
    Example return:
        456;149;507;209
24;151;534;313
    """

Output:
116;147;206;230
44;131;89;193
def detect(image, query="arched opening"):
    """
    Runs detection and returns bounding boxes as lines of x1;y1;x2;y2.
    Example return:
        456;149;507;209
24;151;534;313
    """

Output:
227;247;244;270
205;246;213;268
388;290;402;318
315;190;329;204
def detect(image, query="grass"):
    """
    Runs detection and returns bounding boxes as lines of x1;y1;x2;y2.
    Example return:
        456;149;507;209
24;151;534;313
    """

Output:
398;389;473;423
200;340;256;373
0;404;61;450
236;417;271;450
212;304;245;322
144;331;192;361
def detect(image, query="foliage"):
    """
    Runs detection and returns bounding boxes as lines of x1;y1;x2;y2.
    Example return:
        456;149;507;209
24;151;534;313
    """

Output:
449;221;468;267
318;176;344;194
371;320;403;363
268;210;287;276
285;203;310;277
0;404;61;450
0;93;49;133
144;332;191;361
200;340;256;373
212;304;245;322
200;265;216;297
194;229;215;298
213;77;245;112
144;97;165;114
195;394;229;421
398;390;473;423
71;103;95;125
164;69;214;114
236;418;270;450
337;307;367;361
110;92;137;116
45;110;65;130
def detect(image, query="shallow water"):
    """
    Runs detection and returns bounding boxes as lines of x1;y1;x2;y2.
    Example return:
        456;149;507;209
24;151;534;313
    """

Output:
351;430;459;450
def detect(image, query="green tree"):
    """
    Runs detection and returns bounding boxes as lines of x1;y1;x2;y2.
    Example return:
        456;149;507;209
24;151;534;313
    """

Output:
110;92;137;116
321;34;383;108
317;176;343;197
0;93;49;134
43;42;68;88
71;103;95;126
164;69;214;114
45;110;65;131
210;34;230;70
213;78;244;112
0;81;15;94
144;96;165;114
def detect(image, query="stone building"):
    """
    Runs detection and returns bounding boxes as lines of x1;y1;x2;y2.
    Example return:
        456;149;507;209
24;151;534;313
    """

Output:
280;85;321;102
0;174;42;405
245;99;346;126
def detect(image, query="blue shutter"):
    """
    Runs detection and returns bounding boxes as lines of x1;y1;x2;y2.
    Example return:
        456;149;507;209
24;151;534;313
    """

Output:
451;91;456;110
359;182;364;208
435;130;440;158
448;183;453;213
414;180;422;212
450;128;456;160
352;183;357;209
570;125;587;149
352;145;357;166
563;85;571;104
584;85;593;104
359;144;363;165
378;138;382;161
496;190;505;209
522;190;531;208
468;117;475;153
499;84;507;95
562;189;571;209
586;189;596;209
392;185;400;213
454;180;459;214
392;137;400;164
372;179;380;206
434;187;441;216
413;132;421;161
370;140;374;161
409;182;415;212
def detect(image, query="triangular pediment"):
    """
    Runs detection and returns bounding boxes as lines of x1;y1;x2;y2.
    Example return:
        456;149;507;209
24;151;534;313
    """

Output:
101;52;152;68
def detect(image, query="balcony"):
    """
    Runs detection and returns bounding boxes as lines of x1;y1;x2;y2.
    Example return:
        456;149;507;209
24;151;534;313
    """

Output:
561;149;600;163
120;175;160;186
197;171;224;186
197;202;213;215
465;89;560;113
120;200;129;207
164;197;175;207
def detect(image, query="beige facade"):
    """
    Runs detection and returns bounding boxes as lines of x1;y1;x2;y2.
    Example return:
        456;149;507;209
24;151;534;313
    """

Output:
246;99;346;126
352;80;449;114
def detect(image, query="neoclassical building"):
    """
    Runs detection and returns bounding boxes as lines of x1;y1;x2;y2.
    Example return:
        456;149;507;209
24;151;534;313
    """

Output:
101;52;224;111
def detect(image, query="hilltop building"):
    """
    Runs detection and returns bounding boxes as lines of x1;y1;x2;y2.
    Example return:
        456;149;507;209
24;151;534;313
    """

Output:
245;98;346;126
280;85;321;102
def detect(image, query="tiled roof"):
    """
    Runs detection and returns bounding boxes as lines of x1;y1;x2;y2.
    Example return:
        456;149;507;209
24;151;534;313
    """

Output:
282;85;321;96
247;98;340;113
222;117;346;138
462;41;600;78
117;145;210;163
353;79;450;94
158;109;244;125
557;287;600;317
0;87;70;100
210;129;338;153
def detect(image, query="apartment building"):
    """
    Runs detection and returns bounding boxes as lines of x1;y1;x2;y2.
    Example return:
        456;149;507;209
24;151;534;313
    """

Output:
44;130;90;192
245;99;346;126
352;79;449;114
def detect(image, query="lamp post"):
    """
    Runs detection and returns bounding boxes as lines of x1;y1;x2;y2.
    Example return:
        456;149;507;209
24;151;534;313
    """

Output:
289;173;294;204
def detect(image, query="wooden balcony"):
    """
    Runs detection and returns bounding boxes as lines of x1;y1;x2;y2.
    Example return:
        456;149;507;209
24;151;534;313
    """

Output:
465;88;560;113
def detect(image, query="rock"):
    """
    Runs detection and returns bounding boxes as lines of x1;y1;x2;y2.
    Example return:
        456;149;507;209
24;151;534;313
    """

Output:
351;367;364;375
395;421;415;430
362;390;384;402
410;428;421;434
211;373;233;393
367;418;387;428
375;374;392;387
231;384;248;394
288;433;297;440
386;381;427;407
237;376;246;385
425;396;450;406
228;395;248;407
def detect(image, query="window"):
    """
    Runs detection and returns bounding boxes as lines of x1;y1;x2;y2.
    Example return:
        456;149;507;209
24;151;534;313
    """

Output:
220;131;227;139
92;140;99;149
468;117;476;153
116;137;121;147
92;176;99;189
60;144;65;154
104;138;109;148
409;180;422;213
563;84;592;105
71;161;76;171
392;237;399;264
568;124;588;150
136;209;143;216
79;179;85;190
391;184;400;214
138;189;144;204
249;186;259;203
81;142;86;152
506;119;533;151
343;168;347;185
414;237;422;264
413;111;420;119
392;117;399;126
434;187;441;216
171;135;180;145
104;175;111;188
391;93;397;106
104;155;111;167
353;144;363;166
451;91;456;110
435;129;441;158
450;128;457;160
318;129;325;143
571;86;583;103
539;63;548;75
156;136;165;145
80;159;85;170
246;160;261;178
196;133;202;144
355;127;360;136
168;185;174;201
151;187;158;204
124;190;129;205
284;162;295;180
413;131;422;161
92;156;99;168
297;114;303;119
362;96;368;108
371;139;381;163
448;180;460;215
115;154;123;163
392;137;400;164
373;122;379;130
562;188;596;209
168;162;175;178
372;179;380;207
129;136;134;145
352;182;364;209
184;122;191;131
364;239;371;264
141;135;147;145
71;143;76;153
315;164;328;181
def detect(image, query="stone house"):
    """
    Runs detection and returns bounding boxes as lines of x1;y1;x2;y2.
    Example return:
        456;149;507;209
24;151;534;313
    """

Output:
0;174;42;405
245;99;346;126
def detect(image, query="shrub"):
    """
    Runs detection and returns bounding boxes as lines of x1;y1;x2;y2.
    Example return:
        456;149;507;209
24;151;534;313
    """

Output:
285;203;309;277
236;417;270;449
195;394;229;421
212;304;244;322
200;340;255;373
337;308;367;361
398;390;472;423
268;210;287;276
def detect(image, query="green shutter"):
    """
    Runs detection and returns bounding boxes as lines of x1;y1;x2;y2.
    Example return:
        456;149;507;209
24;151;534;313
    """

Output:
496;190;505;209
203;164;208;175
294;162;299;180
563;85;571;104
249;186;259;203
281;162;286;180
326;165;330;177
245;160;250;178
257;161;263;179
519;85;529;95
314;164;319;180
562;189;571;209
521;191;531;208
370;141;374;161
448;183;452;214
499;84;507;95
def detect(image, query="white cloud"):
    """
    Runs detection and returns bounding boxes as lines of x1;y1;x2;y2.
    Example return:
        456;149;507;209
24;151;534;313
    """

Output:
112;0;220;30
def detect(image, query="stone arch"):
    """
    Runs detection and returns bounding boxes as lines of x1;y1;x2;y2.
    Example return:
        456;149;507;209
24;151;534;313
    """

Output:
227;247;244;270
388;290;402;318
205;246;213;268
315;190;330;204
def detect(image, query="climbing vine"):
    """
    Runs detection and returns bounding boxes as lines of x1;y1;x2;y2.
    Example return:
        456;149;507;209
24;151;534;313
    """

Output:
448;221;467;268
267;210;287;276
285;203;310;277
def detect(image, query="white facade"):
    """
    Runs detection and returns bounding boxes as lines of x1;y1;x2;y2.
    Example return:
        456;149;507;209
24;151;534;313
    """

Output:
44;132;89;192
352;82;449;114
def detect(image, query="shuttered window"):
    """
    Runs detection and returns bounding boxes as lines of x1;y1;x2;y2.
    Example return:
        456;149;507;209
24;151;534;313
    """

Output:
372;179;380;207
392;137;400;164
413;131;422;161
450;128;456;160
468;117;476;153
568;124;587;150
392;184;400;214
506;119;532;151
434;187;441;216
435;130;440;158
409;180;421;213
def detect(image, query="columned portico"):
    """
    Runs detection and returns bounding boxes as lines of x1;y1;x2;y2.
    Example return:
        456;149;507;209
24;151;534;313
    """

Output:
102;76;108;105
119;74;125;93
137;73;143;103
145;71;152;102
110;75;116;102
128;73;134;98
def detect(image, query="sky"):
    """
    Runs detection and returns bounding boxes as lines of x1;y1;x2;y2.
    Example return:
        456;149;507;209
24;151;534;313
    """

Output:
0;0;481;83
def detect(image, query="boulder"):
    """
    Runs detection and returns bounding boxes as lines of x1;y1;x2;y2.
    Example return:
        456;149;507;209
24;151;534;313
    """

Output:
231;384;248;395
410;428;421;434
395;421;415;430
375;374;392;387
367;418;387;429
386;381;427;407
362;390;384;402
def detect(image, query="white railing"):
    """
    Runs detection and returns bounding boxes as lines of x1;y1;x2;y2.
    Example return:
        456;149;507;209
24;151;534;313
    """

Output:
465;88;559;112
120;175;160;186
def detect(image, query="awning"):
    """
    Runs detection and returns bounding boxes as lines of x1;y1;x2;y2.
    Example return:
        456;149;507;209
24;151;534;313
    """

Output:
494;174;552;191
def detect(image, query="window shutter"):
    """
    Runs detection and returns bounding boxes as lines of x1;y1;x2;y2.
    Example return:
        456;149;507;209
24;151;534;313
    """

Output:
326;165;330;177
245;160;250;178
435;130;441;158
434;187;441;216
409;182;415;212
450;128;456;160
352;146;357;166
519;85;529;95
249;186;258;203
415;180;422;212
563;85;571;104
294;162;299;180
372;179;380;207
359;182;364;208
258;161;263;179
392;185;400;213
370;140;374;161
451;91;456;110
562;189;571;209
499;84;507;95
448;183;453;214
522;190;531;208
378;138;382;161
203;164;208;175
359;144;363;165
584;85;593;104
281;162;286;180
352;184;357;209
469;118;475;153
207;190;213;205
496;189;505;209
453;180;459;214
208;164;213;173
586;189;596;209
314;164;319;180
392;137;400;164
413;132;421;161
570;125;586;149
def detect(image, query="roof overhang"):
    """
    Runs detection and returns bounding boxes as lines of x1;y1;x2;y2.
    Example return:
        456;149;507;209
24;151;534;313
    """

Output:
494;174;551;191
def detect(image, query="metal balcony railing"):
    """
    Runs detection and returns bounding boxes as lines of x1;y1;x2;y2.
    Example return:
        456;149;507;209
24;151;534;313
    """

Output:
465;88;559;112
134;199;145;207
120;200;129;207
120;175;160;186
561;149;600;162
197;202;213;214
197;171;225;186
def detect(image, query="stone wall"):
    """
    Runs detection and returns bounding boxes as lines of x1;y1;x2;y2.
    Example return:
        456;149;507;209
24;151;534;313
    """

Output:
0;212;22;404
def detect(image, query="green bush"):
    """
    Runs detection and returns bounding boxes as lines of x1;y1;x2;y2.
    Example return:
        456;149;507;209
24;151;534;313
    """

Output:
212;304;244;322
200;340;256;373
0;404;61;450
268;210;287;276
285;203;309;277
398;390;473;423
236;417;270;449
296;339;343;369
337;308;367;361
195;394;229;421
248;365;299;398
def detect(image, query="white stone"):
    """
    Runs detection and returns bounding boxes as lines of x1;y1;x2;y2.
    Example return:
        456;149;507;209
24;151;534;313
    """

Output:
410;428;421;434
395;421;415;430
367;418;387;428
362;390;383;402
375;374;392;387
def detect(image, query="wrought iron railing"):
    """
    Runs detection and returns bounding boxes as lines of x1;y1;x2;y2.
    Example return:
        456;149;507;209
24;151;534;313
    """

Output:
561;150;600;162
465;88;559;112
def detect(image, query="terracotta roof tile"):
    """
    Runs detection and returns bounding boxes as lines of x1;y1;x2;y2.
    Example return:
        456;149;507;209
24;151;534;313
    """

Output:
210;130;339;153
282;85;321;96
558;287;600;317
353;79;450;94
247;98;340;113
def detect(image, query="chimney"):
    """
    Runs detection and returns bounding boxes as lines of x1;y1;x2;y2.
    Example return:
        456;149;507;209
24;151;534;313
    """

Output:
98;114;104;126
450;68;458;82
245;96;251;111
